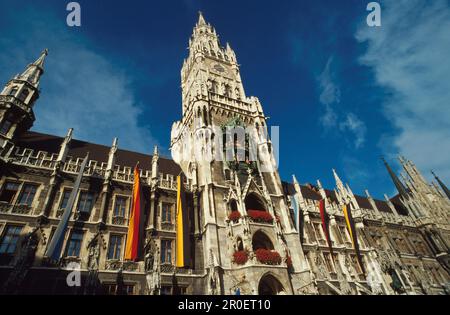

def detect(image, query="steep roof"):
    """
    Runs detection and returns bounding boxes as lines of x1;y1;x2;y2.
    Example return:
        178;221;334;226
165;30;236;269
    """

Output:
16;131;181;175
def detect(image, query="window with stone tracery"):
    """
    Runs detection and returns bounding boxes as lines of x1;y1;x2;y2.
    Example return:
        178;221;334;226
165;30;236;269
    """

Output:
323;252;336;273
18;88;29;102
8;86;18;96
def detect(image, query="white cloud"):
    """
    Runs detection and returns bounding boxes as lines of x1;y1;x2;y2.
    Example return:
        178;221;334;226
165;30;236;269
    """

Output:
0;5;158;154
340;113;367;149
318;57;341;107
317;57;367;149
356;0;450;183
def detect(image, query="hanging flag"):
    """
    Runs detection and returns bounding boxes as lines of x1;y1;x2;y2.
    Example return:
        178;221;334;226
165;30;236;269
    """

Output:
291;194;299;231
342;202;366;274
125;164;142;261
176;174;190;268
319;199;334;255
45;153;90;262
298;209;305;244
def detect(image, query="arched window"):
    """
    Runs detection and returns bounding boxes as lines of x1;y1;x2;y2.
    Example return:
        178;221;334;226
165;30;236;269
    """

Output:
236;237;244;251
230;200;238;212
258;274;285;295
224;169;231;181
235;88;241;100
202;107;208;125
224;84;232;98
252;231;274;251
245;193;266;212
210;80;218;93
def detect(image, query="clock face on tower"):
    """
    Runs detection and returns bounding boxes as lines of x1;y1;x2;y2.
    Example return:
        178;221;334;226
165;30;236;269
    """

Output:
212;63;226;73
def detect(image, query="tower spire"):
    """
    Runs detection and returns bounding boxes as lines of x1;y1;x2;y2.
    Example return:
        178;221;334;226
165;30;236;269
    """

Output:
0;50;48;142
197;11;207;26
432;171;450;200
382;157;409;198
332;168;346;195
18;49;48;87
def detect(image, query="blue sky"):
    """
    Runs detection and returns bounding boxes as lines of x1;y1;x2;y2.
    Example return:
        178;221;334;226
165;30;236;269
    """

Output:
0;0;449;199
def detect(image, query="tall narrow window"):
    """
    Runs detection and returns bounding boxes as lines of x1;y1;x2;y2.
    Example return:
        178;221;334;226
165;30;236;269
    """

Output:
59;189;72;210
161;203;173;223
0;119;13;135
0;226;23;254
18;89;29;102
77;192;94;214
323;253;335;273
160;239;173;264
113;196;128;218
0;182;20;203
107;235;123;260
351;255;363;274
18;184;38;206
65;230;84;257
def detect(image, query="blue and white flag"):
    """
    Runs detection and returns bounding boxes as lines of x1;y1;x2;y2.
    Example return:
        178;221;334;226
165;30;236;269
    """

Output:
291;194;300;231
45;153;89;262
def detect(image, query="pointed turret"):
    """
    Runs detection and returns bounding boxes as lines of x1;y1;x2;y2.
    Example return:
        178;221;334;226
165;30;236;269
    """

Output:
151;145;159;181
382;157;409;199
17;49;48;87
0;50;48;142
197;11;207;26
432;171;450;200
332;168;348;202
57;128;73;162
106;137;118;171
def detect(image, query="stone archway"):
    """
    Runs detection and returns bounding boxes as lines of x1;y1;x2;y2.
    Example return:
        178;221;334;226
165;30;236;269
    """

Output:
252;230;274;251
245;193;266;212
258;274;285;295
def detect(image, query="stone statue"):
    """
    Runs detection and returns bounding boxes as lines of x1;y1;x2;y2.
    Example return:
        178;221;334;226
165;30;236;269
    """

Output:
87;240;100;271
144;238;158;272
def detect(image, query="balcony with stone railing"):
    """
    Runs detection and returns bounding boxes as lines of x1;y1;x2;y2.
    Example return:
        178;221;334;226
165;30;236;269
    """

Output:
0;202;12;214
246;210;274;225
111;215;127;226
11;147;58;170
105;260;141;272
160;222;175;231
0;202;33;215
11;204;33;215
0;95;32;113
380;211;400;224
159;178;177;190
209;92;252;112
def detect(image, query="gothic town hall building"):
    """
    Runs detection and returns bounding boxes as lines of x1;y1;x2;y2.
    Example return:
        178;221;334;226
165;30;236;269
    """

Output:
0;13;449;295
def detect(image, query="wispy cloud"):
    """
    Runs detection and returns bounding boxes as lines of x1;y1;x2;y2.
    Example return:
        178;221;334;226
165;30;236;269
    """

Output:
339;113;367;149
318;57;341;107
317;57;367;149
0;3;158;154
356;0;450;183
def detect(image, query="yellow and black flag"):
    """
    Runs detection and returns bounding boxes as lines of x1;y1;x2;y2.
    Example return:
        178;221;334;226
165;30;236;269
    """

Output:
176;174;191;268
343;202;366;274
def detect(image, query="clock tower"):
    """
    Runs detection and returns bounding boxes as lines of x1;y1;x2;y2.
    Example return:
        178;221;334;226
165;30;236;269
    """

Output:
171;13;315;295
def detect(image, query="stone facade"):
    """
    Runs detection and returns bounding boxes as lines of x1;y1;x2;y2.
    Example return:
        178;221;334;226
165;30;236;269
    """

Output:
0;13;449;295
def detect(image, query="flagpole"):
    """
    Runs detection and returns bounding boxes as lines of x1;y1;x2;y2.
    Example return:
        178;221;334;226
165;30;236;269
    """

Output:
45;152;90;264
